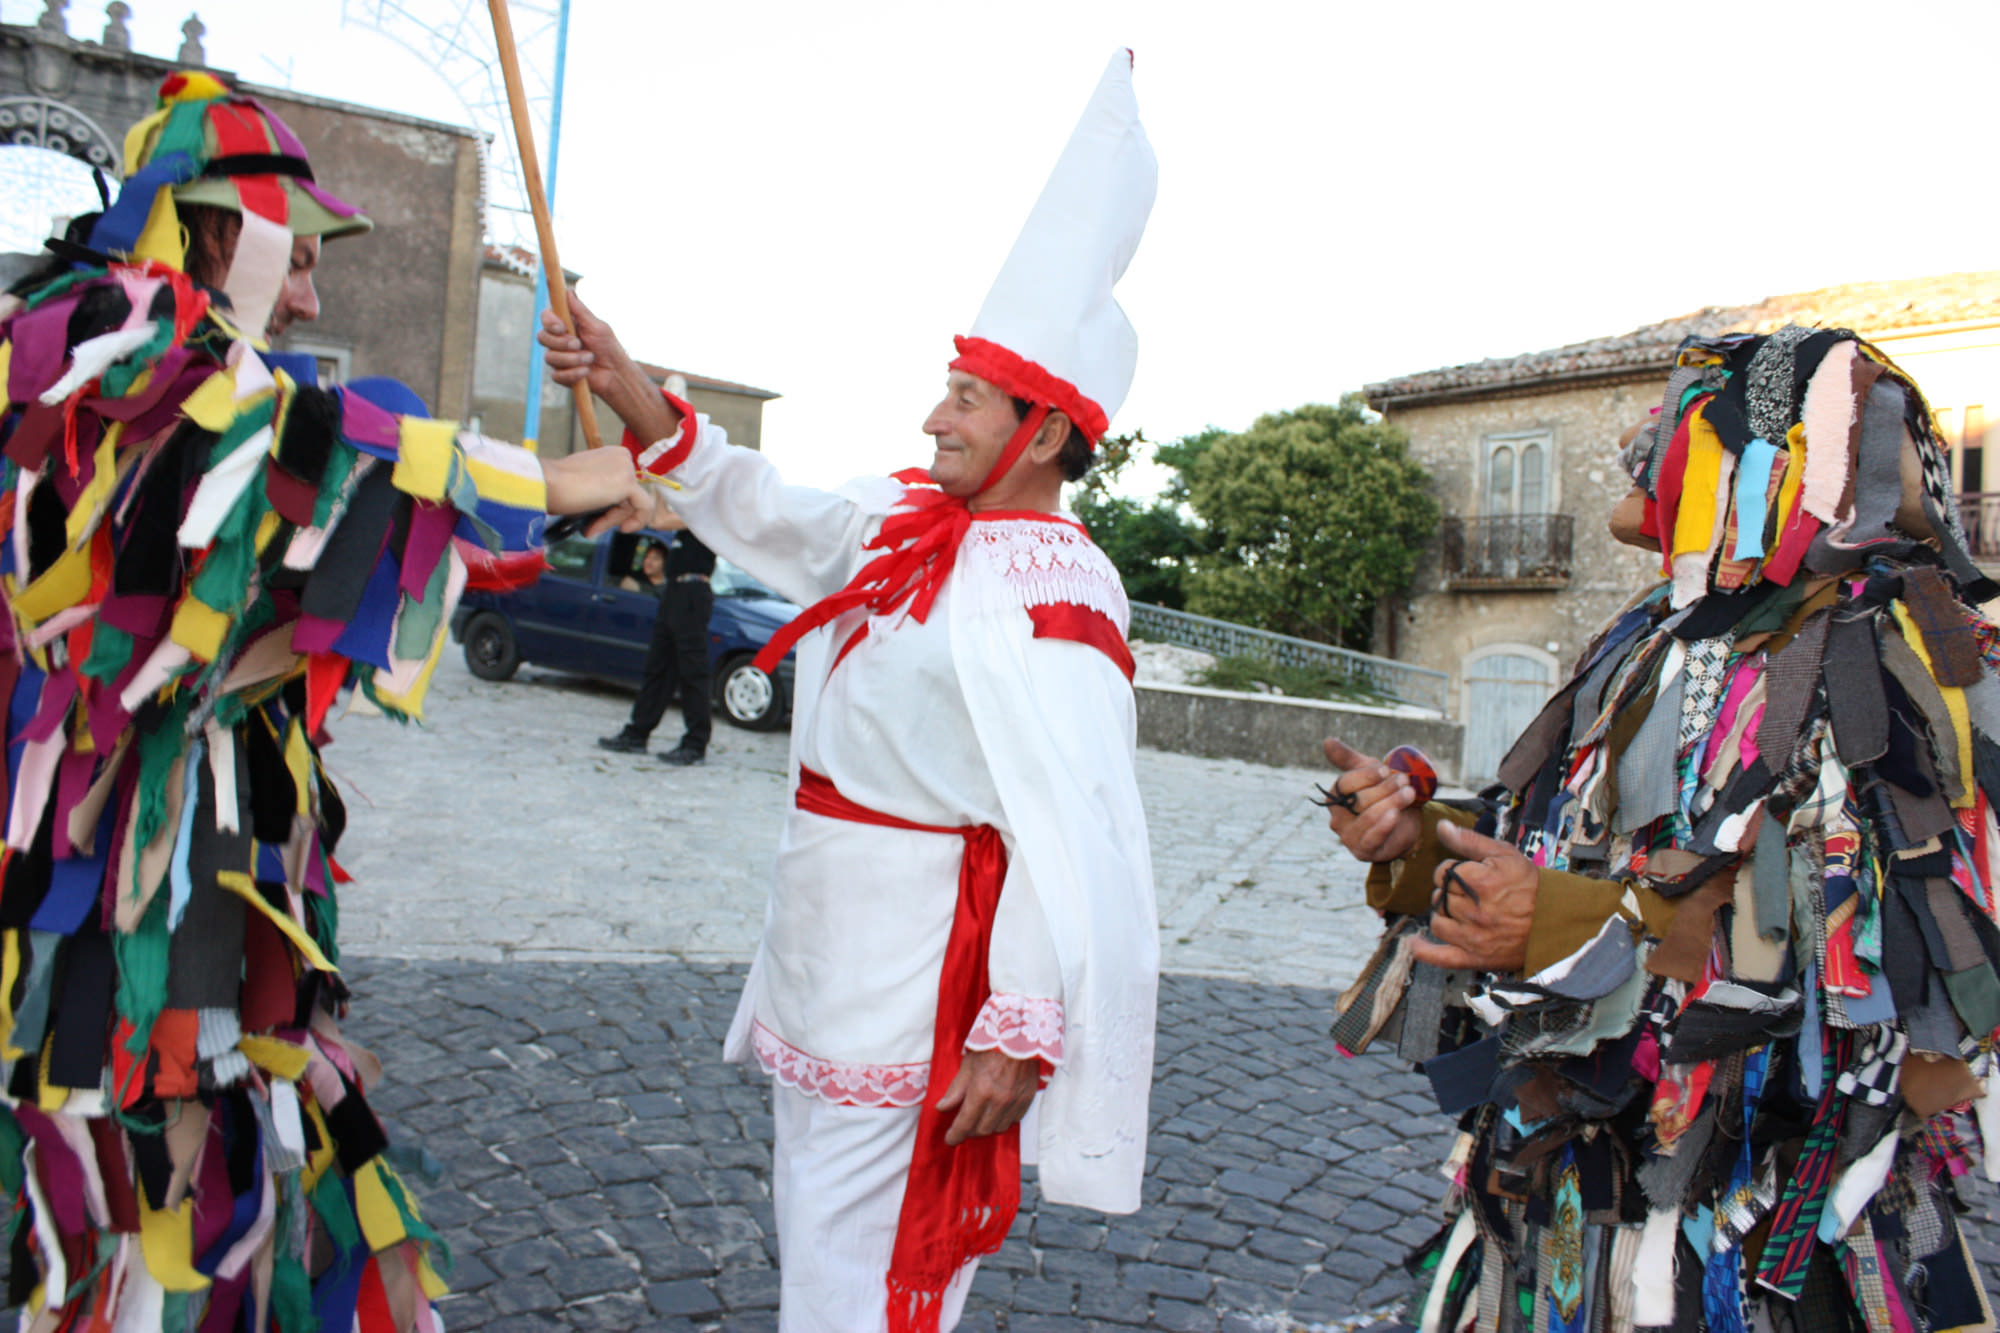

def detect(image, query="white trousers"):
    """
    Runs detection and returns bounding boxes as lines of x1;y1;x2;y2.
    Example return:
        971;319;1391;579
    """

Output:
770;1084;978;1333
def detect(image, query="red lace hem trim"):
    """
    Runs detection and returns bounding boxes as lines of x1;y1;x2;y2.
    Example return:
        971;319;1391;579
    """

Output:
950;336;1109;444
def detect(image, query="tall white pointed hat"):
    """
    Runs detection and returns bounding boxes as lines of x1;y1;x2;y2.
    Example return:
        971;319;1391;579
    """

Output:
951;48;1156;446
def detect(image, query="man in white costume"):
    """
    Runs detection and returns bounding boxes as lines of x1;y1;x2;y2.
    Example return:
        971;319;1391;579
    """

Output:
542;50;1160;1333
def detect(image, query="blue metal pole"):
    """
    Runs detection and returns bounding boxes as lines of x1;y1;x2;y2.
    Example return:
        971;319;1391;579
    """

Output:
521;0;573;451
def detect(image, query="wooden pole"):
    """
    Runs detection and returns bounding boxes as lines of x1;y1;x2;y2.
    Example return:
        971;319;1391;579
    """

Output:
487;0;603;450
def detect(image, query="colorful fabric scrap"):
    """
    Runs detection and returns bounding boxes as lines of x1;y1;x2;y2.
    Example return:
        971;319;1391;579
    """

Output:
0;75;551;1331
1356;328;2000;1332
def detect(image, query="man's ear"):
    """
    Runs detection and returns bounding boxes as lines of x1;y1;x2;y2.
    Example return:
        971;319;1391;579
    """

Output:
1032;410;1072;460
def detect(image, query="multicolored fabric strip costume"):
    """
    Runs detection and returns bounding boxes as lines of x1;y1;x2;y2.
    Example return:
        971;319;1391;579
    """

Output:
1352;328;2000;1332
0;76;548;1330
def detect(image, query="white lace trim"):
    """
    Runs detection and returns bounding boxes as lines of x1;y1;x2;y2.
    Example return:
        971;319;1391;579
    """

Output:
959;518;1129;632
752;992;1066;1105
965;993;1066;1067
751;1021;929;1108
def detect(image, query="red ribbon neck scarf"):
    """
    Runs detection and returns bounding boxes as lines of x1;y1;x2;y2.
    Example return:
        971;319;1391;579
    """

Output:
792;768;1018;1332
750;406;1050;675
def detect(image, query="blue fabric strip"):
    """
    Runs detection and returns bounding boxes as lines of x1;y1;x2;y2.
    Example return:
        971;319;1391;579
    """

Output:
87;153;198;256
1731;437;1781;560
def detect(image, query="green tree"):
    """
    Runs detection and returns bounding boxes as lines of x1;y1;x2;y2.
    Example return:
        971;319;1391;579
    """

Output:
1182;395;1437;648
1071;427;1216;609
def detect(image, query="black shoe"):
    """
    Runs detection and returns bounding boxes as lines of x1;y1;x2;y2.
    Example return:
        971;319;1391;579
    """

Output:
598;732;648;754
657;742;706;766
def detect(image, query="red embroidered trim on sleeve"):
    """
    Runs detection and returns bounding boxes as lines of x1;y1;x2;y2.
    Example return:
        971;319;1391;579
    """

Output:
1027;603;1136;681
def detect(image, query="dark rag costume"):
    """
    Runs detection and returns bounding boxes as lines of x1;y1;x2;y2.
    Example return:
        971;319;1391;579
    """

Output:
1350;328;2000;1332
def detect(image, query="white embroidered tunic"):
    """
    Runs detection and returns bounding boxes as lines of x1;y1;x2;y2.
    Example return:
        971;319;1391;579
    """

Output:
654;417;1159;1213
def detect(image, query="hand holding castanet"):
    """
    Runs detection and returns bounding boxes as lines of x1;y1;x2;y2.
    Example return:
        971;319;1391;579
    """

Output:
1317;737;1427;863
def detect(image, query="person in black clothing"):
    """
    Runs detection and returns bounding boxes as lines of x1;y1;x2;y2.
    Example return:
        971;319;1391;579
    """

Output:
600;514;716;764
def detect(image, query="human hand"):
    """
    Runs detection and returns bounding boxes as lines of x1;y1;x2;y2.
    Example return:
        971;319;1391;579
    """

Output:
936;1048;1040;1147
1410;820;1538;973
1318;737;1423;863
541;447;654;533
538;290;679;444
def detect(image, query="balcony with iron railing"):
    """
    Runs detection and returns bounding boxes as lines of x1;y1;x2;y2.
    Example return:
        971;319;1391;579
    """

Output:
1439;514;1574;590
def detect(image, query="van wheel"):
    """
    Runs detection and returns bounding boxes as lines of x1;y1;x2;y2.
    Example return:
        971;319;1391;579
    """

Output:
714;654;785;730
463;613;520;682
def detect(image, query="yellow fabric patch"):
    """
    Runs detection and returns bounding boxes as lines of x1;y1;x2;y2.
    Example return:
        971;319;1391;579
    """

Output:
133;189;185;269
419;1254;449;1300
238;1035;311;1082
67;421;126;546
0;930;21;1061
36;1041;63;1112
181;368;241;433
371;642;445;721
463;456;546;511
283;719;312;816
300;1099;335;1190
169;596;230;662
138;1196;211;1292
392;418;458;502
9;543;94;626
1673;404;1725;560
121;108;172;178
0;342;12;396
218;872;336;974
1769;423;1808;554
253;508;284;556
354;1160;410;1253
1891;602;1975;809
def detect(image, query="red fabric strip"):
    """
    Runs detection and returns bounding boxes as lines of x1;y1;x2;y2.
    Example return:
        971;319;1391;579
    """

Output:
790;769;1018;1333
206;102;288;225
624;387;699;477
949;336;1108;444
751;410;1051;676
1028;603;1134;681
1653;403;1699;577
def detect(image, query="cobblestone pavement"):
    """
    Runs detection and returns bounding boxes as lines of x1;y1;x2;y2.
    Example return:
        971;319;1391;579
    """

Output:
324;654;1999;1327
331;652;1385;991
352;957;1447;1333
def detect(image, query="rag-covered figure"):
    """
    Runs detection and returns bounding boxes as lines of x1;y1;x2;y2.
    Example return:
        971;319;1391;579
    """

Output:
1325;327;2000;1333
0;74;647;1331
541;49;1160;1333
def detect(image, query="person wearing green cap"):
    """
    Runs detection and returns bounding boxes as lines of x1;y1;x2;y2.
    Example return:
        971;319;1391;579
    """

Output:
0;72;650;1330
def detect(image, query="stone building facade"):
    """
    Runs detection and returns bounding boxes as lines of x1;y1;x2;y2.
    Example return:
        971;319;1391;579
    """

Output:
472;247;779;457
0;11;777;453
1367;272;2000;782
0;10;484;418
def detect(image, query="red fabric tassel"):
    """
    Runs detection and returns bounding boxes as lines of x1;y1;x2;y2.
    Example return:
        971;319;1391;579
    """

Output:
791;769;1018;1332
752;408;1049;676
304;650;347;740
455;538;548;594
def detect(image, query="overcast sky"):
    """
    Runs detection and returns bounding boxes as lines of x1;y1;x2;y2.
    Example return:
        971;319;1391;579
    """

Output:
7;0;1998;490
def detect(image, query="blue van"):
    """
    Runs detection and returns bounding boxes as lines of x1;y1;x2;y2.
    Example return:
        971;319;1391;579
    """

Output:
450;529;801;730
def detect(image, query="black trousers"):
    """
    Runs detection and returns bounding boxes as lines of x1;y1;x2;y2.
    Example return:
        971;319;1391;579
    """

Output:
628;581;713;749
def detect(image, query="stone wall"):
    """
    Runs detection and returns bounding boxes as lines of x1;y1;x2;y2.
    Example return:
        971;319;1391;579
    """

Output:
1135;682;1464;780
1382;377;1665;707
259;90;484;420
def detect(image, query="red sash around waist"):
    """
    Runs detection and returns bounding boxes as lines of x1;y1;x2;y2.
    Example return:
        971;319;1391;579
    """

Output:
793;767;1018;1333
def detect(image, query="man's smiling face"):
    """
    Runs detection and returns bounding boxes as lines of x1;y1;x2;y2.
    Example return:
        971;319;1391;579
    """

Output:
922;370;1019;498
